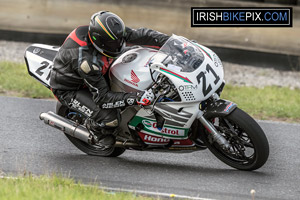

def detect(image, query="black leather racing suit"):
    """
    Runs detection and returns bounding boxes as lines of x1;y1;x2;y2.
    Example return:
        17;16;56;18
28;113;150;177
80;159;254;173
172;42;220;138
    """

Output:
50;25;169;131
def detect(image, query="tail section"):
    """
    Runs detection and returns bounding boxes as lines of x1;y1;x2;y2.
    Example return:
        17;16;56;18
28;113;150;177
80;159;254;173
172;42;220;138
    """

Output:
24;44;59;88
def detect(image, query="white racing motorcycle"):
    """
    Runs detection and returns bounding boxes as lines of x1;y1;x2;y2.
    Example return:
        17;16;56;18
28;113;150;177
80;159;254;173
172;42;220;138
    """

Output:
25;35;269;171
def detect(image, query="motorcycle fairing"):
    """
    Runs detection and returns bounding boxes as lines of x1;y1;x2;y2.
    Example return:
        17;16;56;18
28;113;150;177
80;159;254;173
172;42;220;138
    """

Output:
149;35;224;102
24;44;59;88
109;47;158;92
128;102;199;139
138;132;196;147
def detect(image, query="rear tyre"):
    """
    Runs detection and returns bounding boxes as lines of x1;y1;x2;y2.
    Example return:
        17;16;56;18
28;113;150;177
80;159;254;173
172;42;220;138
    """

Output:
56;102;126;157
202;108;269;171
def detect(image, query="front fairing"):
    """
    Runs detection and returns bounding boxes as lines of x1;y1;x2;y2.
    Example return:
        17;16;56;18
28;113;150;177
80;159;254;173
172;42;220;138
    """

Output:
150;35;224;102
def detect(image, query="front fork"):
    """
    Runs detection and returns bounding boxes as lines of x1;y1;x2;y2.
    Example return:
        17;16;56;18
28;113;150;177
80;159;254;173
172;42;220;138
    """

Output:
196;93;237;151
197;111;231;150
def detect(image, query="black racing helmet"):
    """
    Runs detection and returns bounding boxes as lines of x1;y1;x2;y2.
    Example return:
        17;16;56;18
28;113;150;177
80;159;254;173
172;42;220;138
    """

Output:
88;11;126;58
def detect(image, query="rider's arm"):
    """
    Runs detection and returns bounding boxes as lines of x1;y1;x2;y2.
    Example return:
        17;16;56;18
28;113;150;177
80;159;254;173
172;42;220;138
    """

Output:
76;59;137;109
125;27;170;48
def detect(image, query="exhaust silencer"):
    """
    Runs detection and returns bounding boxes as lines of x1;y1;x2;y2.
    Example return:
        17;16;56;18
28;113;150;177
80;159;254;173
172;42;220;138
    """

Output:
39;111;92;143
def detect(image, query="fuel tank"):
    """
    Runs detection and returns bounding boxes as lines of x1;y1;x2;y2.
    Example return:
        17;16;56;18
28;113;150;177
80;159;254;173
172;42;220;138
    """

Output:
109;47;157;93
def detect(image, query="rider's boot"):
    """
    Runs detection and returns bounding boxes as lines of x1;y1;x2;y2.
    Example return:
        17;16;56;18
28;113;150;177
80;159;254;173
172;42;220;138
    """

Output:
86;119;118;149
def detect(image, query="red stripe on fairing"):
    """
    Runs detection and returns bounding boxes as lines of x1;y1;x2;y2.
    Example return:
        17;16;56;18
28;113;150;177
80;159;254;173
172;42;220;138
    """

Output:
160;68;192;83
64;27;87;47
199;46;212;61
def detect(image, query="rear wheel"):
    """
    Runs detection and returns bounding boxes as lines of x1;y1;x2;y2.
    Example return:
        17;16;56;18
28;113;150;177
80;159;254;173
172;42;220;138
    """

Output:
202;108;269;171
56;102;126;157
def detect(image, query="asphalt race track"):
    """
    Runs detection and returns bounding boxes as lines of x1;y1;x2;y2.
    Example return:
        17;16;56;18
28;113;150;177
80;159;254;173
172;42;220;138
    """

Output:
0;96;299;200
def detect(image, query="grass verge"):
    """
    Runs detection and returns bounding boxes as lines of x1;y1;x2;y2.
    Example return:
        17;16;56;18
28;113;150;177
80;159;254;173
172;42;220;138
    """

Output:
0;61;300;122
222;85;300;123
0;175;153;200
0;61;53;98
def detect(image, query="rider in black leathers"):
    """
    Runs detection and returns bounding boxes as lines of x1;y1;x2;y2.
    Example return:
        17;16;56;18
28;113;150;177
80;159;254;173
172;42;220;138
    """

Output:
50;11;169;148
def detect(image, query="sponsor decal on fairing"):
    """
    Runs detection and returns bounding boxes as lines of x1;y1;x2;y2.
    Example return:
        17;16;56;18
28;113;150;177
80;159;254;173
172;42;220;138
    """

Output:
213;54;223;68
224;102;235;112
124;70;140;87
138;132;195;147
131;70;140;83
33;48;41;54
142;120;185;136
138;132;170;145
178;85;198;91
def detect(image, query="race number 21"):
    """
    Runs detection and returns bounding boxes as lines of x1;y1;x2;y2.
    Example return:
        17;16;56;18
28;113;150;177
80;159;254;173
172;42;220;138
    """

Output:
35;61;52;81
196;64;220;97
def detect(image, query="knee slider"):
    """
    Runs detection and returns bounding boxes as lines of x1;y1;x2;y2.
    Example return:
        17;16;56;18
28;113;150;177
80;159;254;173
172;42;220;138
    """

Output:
104;118;119;128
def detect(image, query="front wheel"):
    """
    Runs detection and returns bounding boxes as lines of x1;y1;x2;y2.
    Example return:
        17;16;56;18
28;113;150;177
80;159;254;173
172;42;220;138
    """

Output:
202;108;269;171
56;102;126;157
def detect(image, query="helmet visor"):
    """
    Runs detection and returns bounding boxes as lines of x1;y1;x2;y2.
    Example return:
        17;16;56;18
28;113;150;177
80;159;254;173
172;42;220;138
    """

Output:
104;38;125;53
93;37;126;58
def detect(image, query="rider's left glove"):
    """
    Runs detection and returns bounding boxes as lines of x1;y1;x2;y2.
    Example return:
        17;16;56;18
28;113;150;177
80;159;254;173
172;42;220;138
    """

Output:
136;89;155;106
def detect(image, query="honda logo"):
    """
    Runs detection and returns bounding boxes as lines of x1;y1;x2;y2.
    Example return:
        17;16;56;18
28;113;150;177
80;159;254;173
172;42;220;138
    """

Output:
131;70;140;83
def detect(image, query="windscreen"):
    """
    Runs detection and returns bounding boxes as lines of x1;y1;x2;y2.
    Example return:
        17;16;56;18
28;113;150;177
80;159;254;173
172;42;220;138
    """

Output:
151;35;205;72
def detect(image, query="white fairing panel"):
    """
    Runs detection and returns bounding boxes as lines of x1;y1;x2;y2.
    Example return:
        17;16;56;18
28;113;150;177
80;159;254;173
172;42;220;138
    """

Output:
24;44;59;88
111;36;224;102
109;47;157;92
149;35;224;102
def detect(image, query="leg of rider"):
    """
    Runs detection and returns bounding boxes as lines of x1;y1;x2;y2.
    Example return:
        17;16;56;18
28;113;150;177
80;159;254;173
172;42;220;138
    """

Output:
87;108;121;147
53;88;120;146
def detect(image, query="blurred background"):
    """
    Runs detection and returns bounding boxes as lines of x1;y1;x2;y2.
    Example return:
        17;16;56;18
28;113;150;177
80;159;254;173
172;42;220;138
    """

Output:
0;0;299;70
0;0;299;77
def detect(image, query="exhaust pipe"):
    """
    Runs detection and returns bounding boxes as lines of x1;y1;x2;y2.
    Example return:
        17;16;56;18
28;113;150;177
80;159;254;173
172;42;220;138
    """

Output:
40;111;92;143
39;111;141;148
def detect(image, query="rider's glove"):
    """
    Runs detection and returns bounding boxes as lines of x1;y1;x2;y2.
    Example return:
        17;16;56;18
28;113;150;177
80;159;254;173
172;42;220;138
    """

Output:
136;89;155;106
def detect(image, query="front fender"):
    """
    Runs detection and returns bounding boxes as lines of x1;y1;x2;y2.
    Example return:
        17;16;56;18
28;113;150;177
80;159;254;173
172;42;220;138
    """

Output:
203;99;237;119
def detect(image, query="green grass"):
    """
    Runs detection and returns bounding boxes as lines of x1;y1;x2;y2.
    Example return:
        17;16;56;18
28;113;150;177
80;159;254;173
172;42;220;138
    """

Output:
0;61;53;98
0;61;299;122
222;85;300;122
0;175;154;200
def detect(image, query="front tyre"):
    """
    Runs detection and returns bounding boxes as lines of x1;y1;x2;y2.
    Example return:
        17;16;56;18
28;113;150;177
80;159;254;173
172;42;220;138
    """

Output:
56;102;126;157
202;108;269;171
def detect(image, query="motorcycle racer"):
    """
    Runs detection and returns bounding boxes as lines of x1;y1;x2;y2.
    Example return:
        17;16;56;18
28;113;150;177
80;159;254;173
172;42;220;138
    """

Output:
50;11;169;149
